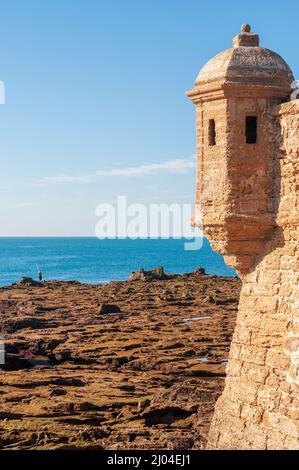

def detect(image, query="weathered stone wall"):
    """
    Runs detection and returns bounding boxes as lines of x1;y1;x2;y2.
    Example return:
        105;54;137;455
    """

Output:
195;98;228;230
208;101;299;449
197;94;282;275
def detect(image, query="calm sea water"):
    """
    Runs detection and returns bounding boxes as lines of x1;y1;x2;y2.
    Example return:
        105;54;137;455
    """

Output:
0;237;236;286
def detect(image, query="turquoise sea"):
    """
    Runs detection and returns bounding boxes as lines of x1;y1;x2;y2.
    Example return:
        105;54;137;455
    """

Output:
0;237;236;287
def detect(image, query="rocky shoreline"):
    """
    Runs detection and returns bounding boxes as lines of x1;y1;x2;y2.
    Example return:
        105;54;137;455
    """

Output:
0;269;240;450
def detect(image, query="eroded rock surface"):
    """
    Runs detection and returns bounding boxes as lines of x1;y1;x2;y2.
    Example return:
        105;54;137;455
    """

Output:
0;272;240;450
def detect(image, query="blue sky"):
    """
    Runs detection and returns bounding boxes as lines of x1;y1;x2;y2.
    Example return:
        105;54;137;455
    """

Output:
0;0;298;235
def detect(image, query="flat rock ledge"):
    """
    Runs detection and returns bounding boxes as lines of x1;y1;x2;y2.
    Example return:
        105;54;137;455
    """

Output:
0;270;240;450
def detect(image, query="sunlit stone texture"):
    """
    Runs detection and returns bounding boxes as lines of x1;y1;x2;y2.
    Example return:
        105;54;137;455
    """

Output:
187;25;299;449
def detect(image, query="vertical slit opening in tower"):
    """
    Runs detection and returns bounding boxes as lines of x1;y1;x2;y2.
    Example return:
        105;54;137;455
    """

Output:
209;119;216;146
246;116;258;144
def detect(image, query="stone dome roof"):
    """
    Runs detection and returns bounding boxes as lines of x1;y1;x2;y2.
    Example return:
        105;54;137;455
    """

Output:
195;25;294;88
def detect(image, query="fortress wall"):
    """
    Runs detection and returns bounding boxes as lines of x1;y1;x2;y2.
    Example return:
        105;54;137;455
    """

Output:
207;101;299;450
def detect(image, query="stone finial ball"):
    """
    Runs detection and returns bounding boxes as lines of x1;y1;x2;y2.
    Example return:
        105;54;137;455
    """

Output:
241;24;251;33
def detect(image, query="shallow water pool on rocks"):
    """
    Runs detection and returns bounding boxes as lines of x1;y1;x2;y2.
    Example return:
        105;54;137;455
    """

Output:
198;357;209;363
183;316;211;323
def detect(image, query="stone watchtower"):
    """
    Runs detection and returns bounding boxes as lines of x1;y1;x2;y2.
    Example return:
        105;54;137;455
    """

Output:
188;25;299;449
187;24;294;273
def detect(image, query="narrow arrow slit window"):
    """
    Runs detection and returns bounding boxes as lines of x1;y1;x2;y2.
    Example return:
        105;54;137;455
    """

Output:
209;119;216;146
246;116;258;144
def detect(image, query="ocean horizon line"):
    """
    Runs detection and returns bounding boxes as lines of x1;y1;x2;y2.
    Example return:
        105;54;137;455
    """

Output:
0;237;236;286
0;236;203;240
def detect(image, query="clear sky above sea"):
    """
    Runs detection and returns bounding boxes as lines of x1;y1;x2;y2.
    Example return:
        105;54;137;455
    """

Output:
0;0;298;236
